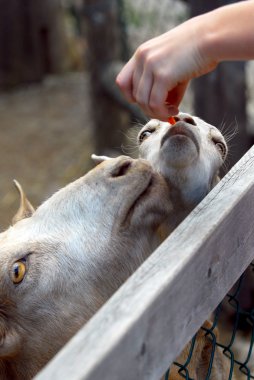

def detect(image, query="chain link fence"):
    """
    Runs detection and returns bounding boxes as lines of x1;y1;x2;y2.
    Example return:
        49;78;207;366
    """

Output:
165;262;254;379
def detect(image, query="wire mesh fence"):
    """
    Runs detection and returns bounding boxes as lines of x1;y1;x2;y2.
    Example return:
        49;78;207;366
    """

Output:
165;262;254;379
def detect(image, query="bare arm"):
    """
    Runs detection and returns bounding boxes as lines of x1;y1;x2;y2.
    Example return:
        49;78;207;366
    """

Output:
206;1;254;62
116;0;254;120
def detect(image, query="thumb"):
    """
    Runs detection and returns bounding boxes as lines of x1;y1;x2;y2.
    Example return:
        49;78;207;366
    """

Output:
165;80;189;115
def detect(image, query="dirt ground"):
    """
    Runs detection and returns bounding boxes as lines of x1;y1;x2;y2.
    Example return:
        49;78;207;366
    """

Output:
0;72;94;230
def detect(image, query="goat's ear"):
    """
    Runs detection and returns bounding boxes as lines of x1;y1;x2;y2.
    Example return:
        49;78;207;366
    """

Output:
0;323;21;358
91;154;112;166
12;180;35;225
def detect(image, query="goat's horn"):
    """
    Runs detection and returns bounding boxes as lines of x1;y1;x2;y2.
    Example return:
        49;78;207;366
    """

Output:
91;154;112;164
12;180;35;225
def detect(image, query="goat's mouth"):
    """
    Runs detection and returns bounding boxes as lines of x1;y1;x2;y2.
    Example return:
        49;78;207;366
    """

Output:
161;122;200;154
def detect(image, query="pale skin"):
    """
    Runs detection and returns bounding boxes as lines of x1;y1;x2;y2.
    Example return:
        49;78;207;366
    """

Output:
116;0;254;120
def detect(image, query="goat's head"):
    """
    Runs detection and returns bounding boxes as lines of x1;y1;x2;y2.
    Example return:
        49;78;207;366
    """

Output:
0;156;171;379
138;113;228;206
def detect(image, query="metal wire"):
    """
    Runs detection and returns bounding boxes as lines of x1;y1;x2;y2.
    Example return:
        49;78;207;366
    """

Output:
165;262;254;379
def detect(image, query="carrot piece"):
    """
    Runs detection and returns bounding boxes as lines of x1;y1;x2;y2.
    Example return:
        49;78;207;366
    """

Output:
168;116;176;125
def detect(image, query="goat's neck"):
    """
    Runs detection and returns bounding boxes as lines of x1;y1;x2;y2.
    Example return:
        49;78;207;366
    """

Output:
157;181;196;239
164;167;210;207
169;179;196;212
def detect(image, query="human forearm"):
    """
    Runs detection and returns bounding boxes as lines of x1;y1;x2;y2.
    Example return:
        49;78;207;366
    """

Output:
116;0;254;119
201;1;254;63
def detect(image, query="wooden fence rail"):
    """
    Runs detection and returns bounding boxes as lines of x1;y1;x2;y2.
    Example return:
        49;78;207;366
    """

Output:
35;145;254;380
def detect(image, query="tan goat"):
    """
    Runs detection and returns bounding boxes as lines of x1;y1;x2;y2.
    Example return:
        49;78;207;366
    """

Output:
0;156;171;380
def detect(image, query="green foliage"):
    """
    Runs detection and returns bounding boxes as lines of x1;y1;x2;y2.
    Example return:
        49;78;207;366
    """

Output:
124;2;160;29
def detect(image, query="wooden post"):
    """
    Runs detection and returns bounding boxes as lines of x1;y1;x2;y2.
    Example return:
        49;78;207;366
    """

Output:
189;0;250;169
0;0;66;89
83;0;130;155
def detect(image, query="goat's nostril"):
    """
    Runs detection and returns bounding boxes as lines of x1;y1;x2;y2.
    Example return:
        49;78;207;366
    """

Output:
174;116;180;122
183;117;196;126
111;161;132;178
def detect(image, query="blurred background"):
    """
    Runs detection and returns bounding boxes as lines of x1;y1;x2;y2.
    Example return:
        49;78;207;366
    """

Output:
0;0;254;229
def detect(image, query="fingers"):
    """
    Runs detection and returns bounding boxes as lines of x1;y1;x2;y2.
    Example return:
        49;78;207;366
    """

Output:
132;62;145;100
133;69;153;116
116;45;189;120
148;79;173;120
135;77;189;120
137;79;189;120
116;57;136;102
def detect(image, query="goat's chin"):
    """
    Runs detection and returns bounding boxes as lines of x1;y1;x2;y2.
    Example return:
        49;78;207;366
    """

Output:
127;174;171;229
160;138;199;169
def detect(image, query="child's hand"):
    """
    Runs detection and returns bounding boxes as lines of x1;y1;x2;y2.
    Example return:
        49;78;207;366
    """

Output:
116;16;217;120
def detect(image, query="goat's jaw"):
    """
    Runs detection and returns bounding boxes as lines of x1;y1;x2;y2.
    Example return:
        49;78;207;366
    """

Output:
122;172;171;230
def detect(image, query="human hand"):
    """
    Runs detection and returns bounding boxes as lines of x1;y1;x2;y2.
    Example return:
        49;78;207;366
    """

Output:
116;16;217;120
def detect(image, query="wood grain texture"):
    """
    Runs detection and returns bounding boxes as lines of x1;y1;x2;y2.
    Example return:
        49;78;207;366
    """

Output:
35;146;254;380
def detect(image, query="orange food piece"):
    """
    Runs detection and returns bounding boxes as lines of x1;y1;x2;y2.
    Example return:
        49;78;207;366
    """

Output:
168;116;176;125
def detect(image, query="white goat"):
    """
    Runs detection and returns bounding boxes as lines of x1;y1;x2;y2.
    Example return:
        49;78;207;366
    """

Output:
137;112;228;235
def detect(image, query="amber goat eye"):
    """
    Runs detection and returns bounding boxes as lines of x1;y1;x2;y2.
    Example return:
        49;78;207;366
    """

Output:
11;260;26;284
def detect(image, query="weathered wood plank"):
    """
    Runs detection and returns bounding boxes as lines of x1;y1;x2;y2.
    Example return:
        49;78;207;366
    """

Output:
83;0;130;155
35;146;254;380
